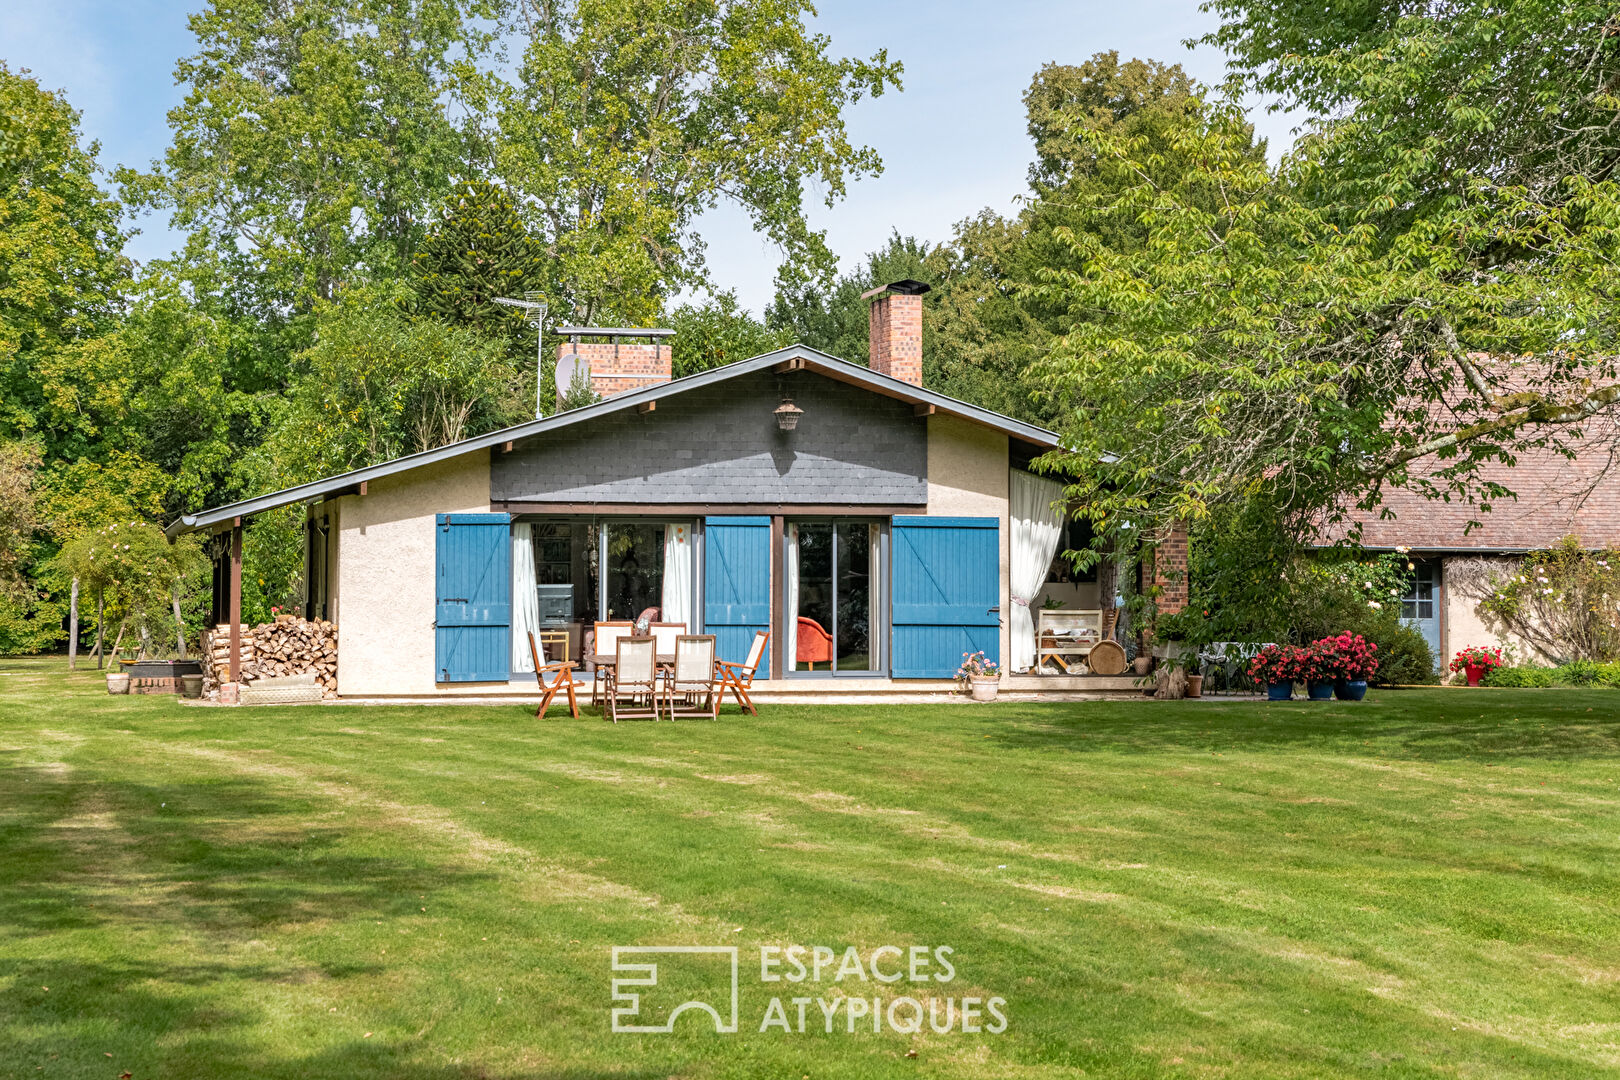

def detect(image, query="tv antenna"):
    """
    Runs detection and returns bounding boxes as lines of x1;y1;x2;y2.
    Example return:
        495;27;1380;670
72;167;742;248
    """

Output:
493;292;548;419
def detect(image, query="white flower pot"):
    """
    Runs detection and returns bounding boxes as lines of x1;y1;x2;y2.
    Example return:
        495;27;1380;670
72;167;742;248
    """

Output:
969;676;999;702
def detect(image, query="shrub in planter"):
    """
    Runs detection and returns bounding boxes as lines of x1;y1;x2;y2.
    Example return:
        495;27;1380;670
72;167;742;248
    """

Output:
1313;632;1378;700
957;651;1000;701
1249;644;1311;699
1449;645;1504;686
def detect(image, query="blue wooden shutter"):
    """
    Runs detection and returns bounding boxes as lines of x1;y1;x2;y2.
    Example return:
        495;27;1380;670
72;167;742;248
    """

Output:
891;516;1000;678
435;513;512;682
704;516;770;677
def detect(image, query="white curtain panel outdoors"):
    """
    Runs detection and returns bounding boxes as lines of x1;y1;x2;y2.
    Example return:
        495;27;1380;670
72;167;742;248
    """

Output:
511;522;541;673
785;524;800;670
868;524;881;664
1009;470;1066;672
661;522;694;625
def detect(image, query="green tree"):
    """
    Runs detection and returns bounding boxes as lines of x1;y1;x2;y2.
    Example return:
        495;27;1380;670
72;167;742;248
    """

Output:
122;0;495;313
1026;95;1620;546
494;0;902;325
1201;0;1620;234
667;291;789;377
268;293;523;483
410;179;546;361
0;64;131;459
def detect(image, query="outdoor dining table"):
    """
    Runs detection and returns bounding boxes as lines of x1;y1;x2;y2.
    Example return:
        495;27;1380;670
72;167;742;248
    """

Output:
587;652;676;669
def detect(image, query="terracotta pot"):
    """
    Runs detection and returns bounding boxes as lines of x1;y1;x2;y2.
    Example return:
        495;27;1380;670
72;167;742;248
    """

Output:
1132;656;1152;676
106;673;130;695
1185;674;1203;698
969;676;999;702
1465;664;1485;687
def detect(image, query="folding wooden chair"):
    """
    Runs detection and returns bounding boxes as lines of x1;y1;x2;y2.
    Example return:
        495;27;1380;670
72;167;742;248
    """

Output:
664;635;719;720
648;621;687;655
605;636;659;722
591;621;634;704
715;630;769;716
528;632;586;719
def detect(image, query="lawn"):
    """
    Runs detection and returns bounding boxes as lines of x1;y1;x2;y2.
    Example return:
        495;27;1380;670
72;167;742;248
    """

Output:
2;657;1619;1079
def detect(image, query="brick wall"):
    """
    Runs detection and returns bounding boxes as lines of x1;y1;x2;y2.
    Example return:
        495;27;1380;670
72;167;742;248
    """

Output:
560;340;672;400
868;293;923;386
1152;520;1189;615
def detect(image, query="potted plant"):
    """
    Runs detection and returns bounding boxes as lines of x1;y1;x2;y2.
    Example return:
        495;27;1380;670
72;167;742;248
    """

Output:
1316;632;1378;700
1449;645;1504;686
1300;642;1336;700
1248;644;1302;701
957;651;1001;701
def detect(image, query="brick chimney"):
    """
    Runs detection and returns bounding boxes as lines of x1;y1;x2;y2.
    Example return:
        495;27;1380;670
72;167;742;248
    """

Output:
861;279;930;386
554;327;674;402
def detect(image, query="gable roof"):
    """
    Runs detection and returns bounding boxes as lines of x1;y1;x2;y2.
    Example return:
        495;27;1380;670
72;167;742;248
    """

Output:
165;344;1060;538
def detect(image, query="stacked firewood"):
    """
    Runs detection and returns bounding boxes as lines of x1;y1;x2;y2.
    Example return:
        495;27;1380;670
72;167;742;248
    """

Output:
205;615;338;696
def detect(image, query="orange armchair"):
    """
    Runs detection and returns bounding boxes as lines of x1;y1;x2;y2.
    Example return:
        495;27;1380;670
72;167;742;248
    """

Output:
796;617;833;670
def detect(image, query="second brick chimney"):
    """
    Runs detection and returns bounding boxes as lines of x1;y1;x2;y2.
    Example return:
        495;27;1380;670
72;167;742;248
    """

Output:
555;327;674;402
861;279;930;386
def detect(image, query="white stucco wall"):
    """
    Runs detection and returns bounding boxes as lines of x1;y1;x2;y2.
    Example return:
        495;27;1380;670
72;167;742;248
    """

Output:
334;451;493;696
1442;555;1553;669
925;415;1012;680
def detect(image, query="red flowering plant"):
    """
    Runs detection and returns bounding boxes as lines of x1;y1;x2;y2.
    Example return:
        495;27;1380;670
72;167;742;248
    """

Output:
1448;645;1504;675
1248;644;1312;685
1314;633;1380;682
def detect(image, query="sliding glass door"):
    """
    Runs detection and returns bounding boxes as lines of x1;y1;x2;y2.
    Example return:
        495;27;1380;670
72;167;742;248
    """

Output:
511;517;695;673
787;520;884;675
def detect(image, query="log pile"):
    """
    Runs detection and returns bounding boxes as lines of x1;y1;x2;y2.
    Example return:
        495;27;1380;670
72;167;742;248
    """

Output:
206;614;338;697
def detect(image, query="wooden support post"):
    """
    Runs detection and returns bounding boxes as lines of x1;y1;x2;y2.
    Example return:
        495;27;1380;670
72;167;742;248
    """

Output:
68;578;79;671
172;580;188;658
770;515;785;680
95;588;105;669
229;518;243;683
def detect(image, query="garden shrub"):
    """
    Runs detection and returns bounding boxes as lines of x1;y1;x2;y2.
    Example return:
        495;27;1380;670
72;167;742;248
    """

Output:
1481;666;1555;688
1479;662;1620;687
1370;617;1438;685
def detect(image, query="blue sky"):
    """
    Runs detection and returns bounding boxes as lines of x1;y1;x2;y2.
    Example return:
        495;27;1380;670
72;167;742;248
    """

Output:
2;0;1296;314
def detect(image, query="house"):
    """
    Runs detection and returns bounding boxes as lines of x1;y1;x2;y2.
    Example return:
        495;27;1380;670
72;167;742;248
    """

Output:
1325;414;1620;664
168;283;1180;700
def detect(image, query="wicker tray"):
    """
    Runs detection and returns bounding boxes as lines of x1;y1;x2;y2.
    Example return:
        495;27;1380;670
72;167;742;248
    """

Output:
1086;640;1128;676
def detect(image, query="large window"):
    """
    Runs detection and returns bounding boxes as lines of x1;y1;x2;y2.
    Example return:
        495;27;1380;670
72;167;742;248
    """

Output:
787;520;883;674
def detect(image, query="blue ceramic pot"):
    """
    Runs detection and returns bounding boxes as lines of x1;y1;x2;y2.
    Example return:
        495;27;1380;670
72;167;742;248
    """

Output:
1334;678;1368;701
1266;681;1294;701
1307;680;1335;700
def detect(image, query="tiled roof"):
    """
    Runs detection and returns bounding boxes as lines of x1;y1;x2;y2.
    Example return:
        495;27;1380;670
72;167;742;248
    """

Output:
1325;417;1620;551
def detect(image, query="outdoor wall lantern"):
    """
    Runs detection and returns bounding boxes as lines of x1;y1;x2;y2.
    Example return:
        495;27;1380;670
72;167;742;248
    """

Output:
774;397;804;432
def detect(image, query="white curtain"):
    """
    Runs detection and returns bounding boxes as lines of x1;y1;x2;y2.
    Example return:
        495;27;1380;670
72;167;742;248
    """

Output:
867;524;881;669
1009;470;1066;672
512;523;541;673
661;522;694;625
785;523;800;672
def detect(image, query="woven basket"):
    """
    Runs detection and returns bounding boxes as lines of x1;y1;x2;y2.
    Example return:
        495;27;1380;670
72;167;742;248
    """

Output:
1087;640;1128;676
